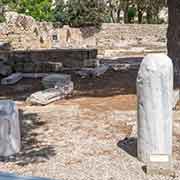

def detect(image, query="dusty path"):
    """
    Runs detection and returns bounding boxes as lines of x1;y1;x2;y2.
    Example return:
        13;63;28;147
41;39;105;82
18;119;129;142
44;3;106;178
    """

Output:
0;103;180;180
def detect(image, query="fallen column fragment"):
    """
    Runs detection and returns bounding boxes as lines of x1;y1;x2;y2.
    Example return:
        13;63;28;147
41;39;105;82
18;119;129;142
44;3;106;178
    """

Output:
0;100;21;157
27;81;74;105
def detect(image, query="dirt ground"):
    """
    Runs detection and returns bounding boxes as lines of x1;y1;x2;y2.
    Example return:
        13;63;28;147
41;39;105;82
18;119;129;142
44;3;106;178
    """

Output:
0;69;180;180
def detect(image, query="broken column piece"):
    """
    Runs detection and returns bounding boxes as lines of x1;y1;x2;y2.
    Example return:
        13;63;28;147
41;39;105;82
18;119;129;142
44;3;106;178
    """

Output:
27;81;74;105
137;54;173;174
0;100;21;157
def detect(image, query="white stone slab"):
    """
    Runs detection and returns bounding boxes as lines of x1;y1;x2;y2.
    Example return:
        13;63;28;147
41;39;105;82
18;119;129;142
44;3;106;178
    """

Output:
27;81;74;105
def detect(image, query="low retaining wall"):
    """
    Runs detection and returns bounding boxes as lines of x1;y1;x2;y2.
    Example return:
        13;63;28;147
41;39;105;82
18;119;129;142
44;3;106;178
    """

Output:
0;48;97;73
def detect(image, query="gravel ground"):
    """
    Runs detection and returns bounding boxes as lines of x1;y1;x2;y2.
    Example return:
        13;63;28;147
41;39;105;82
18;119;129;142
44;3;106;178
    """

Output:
0;98;180;180
0;69;180;180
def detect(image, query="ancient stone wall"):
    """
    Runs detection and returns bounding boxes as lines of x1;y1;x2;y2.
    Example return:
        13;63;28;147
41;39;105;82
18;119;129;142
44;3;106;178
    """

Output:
0;49;97;74
0;12;167;58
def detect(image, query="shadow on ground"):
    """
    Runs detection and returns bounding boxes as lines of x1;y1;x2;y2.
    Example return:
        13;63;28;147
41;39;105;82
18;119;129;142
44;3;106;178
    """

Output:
72;69;138;97
0;111;56;166
0;79;43;102
117;137;137;158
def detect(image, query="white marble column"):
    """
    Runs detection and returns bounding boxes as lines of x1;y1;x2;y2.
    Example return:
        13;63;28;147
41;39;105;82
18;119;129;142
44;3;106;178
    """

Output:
137;54;173;172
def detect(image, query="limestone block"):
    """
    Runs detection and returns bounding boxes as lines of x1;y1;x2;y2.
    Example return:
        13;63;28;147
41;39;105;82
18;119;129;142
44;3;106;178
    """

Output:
1;73;23;85
0;100;21;157
137;54;173;169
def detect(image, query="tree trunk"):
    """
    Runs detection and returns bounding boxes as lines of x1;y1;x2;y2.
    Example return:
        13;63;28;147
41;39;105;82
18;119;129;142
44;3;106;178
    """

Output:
167;0;180;84
138;9;143;24
146;7;153;24
124;2;129;23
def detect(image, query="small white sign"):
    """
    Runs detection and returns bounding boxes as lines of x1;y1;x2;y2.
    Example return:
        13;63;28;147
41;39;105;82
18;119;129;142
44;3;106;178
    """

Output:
150;155;169;162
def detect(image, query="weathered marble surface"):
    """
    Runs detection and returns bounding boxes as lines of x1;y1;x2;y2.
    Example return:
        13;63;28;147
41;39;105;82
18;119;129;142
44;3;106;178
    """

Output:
0;100;21;157
137;54;173;165
27;81;74;105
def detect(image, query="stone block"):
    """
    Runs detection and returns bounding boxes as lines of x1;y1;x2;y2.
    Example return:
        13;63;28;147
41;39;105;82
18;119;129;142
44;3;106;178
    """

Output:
0;100;21;157
1;73;23;85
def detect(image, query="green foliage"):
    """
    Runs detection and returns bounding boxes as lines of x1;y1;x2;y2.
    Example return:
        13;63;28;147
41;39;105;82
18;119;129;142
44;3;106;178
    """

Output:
0;0;167;24
65;0;107;27
127;5;136;23
16;0;54;21
0;0;18;10
53;0;67;23
0;14;5;22
128;6;136;18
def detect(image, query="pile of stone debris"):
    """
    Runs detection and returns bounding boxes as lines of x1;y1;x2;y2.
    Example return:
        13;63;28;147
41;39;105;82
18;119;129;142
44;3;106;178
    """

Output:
1;72;74;106
27;74;74;105
0;64;111;105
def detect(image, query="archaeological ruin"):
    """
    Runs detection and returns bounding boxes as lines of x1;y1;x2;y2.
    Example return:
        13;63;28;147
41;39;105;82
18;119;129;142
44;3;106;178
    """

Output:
0;1;180;180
